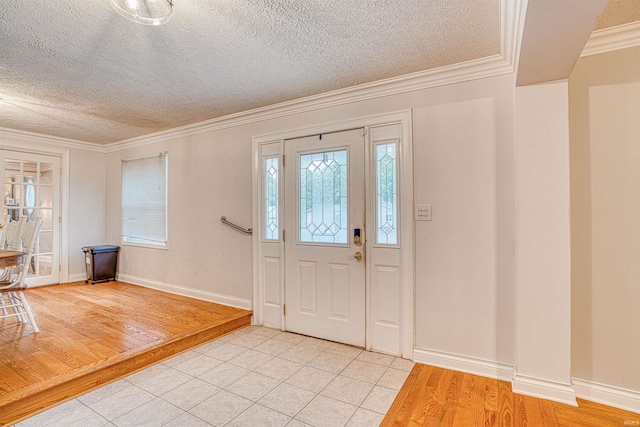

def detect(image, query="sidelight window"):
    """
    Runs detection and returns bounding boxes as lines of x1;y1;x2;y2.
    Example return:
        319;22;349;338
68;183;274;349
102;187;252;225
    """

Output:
376;142;398;245
264;156;279;240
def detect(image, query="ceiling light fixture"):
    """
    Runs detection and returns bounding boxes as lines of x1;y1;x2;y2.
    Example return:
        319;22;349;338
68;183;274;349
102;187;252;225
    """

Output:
110;0;174;26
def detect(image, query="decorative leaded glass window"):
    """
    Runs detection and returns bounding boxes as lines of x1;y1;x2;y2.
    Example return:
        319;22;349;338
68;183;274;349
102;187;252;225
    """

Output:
376;142;398;245
264;157;279;240
299;150;348;244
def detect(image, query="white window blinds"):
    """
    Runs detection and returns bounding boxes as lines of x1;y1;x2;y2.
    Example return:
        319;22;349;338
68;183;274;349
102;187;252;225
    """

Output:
121;153;168;246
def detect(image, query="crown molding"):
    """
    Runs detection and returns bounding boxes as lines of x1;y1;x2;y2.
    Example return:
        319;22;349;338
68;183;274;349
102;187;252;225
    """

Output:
105;0;527;153
581;20;640;57
0;126;105;153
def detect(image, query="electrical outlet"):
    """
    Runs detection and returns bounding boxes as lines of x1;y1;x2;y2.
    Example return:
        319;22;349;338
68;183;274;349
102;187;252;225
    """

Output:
415;204;432;221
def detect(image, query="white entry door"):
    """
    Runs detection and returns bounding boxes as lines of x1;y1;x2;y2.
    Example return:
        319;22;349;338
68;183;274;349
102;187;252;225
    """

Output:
0;151;61;286
284;129;366;346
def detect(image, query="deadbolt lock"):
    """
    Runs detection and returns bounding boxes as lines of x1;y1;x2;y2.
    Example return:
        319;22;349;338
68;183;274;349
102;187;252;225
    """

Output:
354;228;362;246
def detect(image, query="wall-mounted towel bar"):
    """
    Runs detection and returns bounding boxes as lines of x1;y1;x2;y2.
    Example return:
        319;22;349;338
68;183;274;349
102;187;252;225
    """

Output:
220;216;253;235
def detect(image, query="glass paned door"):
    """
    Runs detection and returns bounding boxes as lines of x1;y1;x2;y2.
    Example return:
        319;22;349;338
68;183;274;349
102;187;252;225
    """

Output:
1;151;61;286
284;129;366;347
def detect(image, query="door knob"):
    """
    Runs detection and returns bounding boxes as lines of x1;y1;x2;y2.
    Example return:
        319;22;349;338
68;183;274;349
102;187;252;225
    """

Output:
354;251;363;261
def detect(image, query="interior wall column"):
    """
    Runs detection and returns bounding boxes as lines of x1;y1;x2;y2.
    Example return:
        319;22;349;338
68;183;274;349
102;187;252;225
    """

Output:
514;80;575;405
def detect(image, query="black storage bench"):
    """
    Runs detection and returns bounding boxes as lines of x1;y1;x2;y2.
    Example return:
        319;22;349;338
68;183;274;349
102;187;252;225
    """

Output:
82;245;120;284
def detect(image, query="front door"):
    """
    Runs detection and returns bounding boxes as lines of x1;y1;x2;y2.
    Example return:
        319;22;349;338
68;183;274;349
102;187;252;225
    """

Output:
0;151;61;286
284;129;366;346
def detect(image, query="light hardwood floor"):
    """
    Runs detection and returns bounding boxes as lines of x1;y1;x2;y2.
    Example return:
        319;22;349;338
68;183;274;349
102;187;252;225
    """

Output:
0;281;251;426
382;363;639;426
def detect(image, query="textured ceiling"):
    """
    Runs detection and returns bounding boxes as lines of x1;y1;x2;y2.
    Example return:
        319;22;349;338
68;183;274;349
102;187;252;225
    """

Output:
595;0;640;30
0;0;500;144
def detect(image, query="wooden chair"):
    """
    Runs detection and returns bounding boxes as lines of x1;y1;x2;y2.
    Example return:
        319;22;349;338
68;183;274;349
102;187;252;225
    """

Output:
0;218;43;333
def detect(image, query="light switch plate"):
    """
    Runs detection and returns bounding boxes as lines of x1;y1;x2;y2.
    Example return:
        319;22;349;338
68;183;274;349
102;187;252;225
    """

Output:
415;204;432;221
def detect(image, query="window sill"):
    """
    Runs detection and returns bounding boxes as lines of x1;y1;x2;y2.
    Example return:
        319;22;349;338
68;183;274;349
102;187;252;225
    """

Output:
121;241;169;251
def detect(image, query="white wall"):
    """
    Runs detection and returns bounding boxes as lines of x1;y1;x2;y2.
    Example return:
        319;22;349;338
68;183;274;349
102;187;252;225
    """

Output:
570;46;640;396
105;128;256;304
514;80;574;404
68;148;107;278
413;83;517;368
105;73;518;367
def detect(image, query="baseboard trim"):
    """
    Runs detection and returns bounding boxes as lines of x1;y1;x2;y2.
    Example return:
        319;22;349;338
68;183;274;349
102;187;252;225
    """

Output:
413;348;514;382
513;373;577;406
573;378;640;414
118;274;253;310
68;273;87;283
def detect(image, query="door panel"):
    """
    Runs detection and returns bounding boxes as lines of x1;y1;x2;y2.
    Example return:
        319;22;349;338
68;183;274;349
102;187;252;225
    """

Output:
284;129;365;346
1;151;61;286
297;261;317;314
328;263;349;320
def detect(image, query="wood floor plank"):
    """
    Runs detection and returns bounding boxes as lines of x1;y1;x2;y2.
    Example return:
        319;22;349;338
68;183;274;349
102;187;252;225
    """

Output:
554;399;639;427
384;364;639;427
382;365;419;425
514;394;543;427
497;379;514;427
450;374;474;426
573;398;639;421
468;373;488;426
440;370;463;425
0;281;251;426
382;364;433;427
484;378;499;412
536;397;559;427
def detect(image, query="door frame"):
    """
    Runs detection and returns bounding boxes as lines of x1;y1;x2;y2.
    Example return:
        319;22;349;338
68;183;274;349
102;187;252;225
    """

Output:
0;141;71;285
0;151;62;285
251;110;414;358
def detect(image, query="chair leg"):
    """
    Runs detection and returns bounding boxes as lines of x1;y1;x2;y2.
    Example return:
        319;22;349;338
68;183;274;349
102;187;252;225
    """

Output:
0;294;8;317
8;291;25;323
17;291;39;333
0;293;19;322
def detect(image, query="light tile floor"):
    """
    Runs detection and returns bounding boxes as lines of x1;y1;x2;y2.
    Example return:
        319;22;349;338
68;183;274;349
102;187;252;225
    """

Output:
17;326;414;427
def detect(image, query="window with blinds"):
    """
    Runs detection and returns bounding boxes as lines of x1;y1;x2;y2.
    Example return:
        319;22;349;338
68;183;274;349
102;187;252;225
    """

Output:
121;153;168;247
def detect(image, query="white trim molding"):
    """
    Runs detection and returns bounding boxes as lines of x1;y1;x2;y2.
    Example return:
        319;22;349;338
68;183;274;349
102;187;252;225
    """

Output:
573;378;640;414
0;126;104;153
118;274;253;311
581;21;640;57
106;0;527;153
413;348;514;382
513;373;577;406
68;273;88;283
